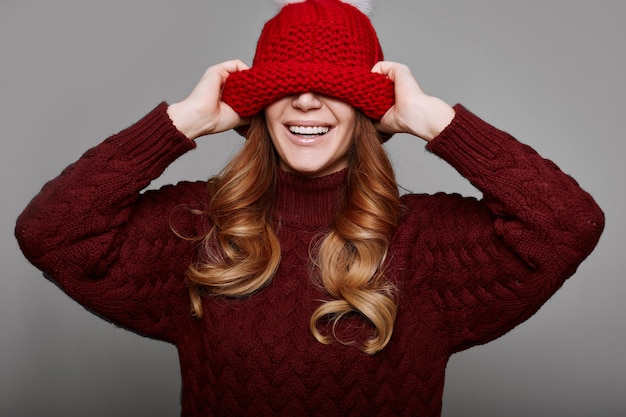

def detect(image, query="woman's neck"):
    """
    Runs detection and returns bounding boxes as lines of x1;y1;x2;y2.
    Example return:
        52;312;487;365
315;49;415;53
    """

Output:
273;168;347;227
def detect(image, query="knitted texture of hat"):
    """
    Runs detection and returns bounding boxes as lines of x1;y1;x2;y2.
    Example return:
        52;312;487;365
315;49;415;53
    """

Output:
221;0;394;120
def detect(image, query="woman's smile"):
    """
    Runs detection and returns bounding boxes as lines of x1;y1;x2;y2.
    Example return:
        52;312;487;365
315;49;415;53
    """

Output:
285;121;334;145
265;92;356;177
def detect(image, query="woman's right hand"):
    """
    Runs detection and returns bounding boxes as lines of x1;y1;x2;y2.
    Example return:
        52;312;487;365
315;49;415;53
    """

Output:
167;60;250;140
372;61;455;142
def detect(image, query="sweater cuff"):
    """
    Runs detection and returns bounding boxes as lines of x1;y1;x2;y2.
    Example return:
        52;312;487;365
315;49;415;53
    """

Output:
105;102;196;179
425;104;511;177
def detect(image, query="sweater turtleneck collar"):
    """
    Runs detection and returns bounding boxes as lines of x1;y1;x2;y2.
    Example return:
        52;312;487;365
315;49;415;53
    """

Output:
274;168;347;228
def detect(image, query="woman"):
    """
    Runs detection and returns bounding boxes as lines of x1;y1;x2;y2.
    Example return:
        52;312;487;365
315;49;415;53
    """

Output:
15;0;604;416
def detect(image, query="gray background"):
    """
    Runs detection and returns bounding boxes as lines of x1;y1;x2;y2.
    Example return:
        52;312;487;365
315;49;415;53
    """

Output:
1;1;624;416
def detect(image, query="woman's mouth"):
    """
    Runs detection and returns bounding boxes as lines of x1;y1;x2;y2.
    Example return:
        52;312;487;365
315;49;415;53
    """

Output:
288;125;331;137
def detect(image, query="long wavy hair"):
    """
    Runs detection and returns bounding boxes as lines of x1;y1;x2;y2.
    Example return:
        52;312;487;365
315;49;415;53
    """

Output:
185;111;402;354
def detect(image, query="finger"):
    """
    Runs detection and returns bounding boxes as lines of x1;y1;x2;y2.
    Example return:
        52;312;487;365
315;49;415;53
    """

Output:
220;59;250;74
373;107;395;134
204;60;250;92
371;61;389;76
371;61;404;80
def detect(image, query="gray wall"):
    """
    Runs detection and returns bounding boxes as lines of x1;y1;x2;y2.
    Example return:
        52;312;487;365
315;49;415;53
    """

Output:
1;1;624;416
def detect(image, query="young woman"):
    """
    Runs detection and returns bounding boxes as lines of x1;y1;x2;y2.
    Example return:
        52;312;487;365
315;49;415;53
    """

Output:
15;1;604;416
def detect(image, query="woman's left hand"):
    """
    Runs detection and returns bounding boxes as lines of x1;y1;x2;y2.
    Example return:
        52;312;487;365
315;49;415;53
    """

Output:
371;61;455;142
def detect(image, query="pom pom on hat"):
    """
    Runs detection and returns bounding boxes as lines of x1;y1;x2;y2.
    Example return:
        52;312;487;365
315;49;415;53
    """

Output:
222;0;394;122
273;0;375;15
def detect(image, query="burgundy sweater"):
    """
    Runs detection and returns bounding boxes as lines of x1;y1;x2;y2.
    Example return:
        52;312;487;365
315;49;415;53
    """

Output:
15;103;604;416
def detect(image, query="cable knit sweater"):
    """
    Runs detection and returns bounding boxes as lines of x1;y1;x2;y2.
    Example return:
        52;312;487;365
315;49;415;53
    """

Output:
15;103;604;416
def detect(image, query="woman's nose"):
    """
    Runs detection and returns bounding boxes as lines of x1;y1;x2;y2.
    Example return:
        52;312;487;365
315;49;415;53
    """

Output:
291;92;323;111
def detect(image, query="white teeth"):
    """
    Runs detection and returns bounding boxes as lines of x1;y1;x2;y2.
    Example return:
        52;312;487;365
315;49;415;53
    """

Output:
289;125;330;135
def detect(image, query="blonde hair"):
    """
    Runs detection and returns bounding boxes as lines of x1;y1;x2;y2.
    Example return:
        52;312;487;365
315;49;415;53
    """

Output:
185;112;402;354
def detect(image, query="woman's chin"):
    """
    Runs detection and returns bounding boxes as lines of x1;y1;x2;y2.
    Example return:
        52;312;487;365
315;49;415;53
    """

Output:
279;160;346;178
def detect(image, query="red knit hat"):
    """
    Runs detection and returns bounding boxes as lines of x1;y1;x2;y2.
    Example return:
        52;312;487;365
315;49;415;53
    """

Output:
221;0;395;121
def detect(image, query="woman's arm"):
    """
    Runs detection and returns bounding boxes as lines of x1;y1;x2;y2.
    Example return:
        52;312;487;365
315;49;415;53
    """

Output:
426;105;603;351
375;61;604;351
15;103;199;341
15;60;250;342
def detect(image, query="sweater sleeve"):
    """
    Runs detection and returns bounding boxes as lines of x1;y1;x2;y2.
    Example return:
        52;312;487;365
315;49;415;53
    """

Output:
411;105;604;353
15;102;200;343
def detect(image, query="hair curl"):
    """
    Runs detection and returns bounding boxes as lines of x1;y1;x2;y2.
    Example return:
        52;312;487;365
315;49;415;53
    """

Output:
185;111;402;354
